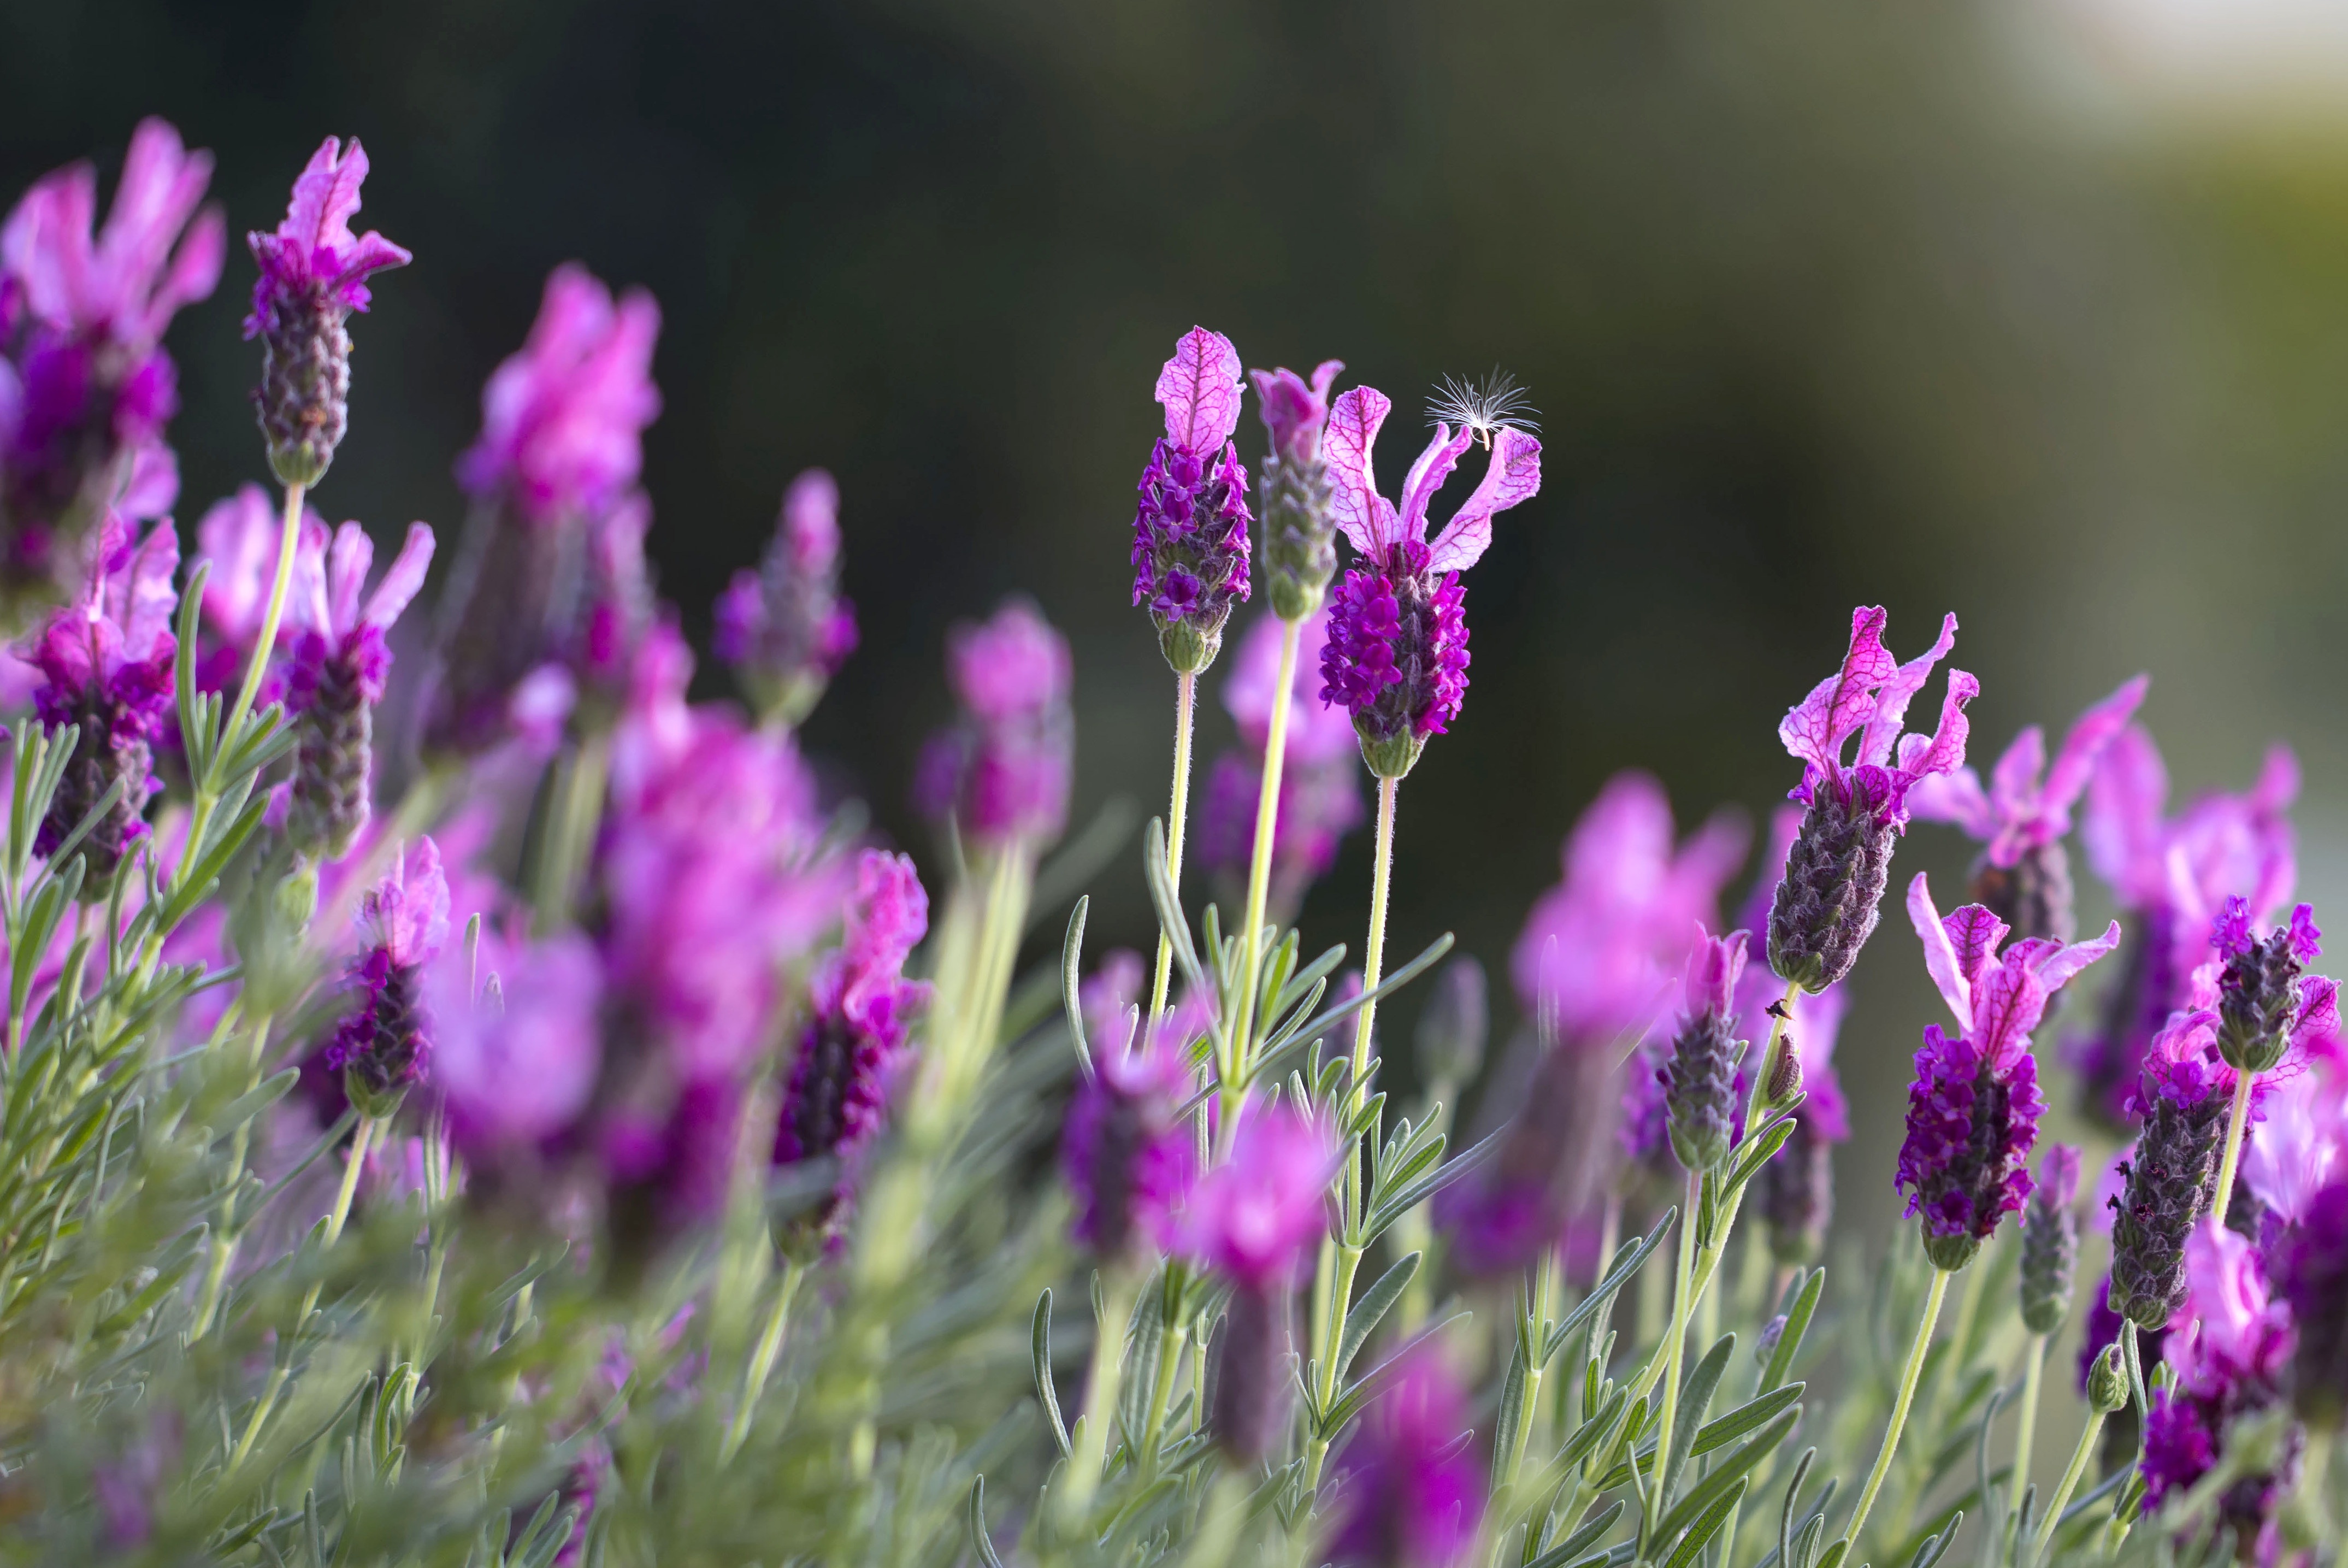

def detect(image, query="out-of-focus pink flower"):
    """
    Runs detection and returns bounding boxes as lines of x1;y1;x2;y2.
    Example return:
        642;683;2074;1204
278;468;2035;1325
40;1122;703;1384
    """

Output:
243;136;408;329
913;598;1075;848
1910;675;2146;868
1175;1101;1336;1288
714;468;858;726
325;839;453;1115
1060;1023;1196;1260
1324;1348;1485;1568
285;517;434;707
1250;359;1344;468
433;925;605;1154
2241;1059;2348;1228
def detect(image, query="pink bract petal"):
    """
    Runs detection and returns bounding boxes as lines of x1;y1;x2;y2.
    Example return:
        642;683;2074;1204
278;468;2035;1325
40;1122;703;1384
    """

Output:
1395;422;1474;546
1970;959;2051;1068
1987;726;2046;829
1892;669;1978;781
1779;605;1897;775
2083;723;2169;900
1154;326;1244;453
2034;921;2123;994
1908;874;1974;1028
1858;613;1960;768
1904;767;1997;838
1426;427;1541;575
324;522;373;636
361;523;435;631
2041;675;2150;821
1324;385;1394;557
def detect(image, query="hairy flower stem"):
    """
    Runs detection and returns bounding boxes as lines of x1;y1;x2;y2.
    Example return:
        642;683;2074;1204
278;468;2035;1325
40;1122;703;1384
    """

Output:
2009;1334;2048;1530
1147;671;1196;1028
2030;1404;2108;1568
1350;775;1398;1104
1226;618;1299;1068
1140;1319;1187;1466
231;480;307;738
1647;1168;1704;1547
2209;1067;2256;1232
1820;1265;1951;1568
1060;1269;1137;1524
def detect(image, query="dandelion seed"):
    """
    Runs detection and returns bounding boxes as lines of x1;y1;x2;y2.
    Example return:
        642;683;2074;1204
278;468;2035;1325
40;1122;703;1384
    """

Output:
1426;368;1540;446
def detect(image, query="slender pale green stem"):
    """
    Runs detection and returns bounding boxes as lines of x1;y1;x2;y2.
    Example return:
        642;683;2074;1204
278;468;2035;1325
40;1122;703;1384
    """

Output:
723;1259;804;1463
1140;1321;1185;1467
1648;1167;1702;1542
1824;1264;1952;1568
2030;1405;2107;1568
191;1010;274;1339
530;729;611;934
228;481;306;741
2010;1334;2048;1523
1349;775;1398;1105
1060;1270;1136;1523
1225;619;1300;1074
2211;1066;2257;1231
1148;671;1197;1028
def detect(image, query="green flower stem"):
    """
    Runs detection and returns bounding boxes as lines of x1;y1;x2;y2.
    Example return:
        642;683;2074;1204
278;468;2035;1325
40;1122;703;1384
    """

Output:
227;480;308;739
2210;1066;2257;1232
1059;1268;1137;1524
190;1006;270;1340
1147;670;1197;1028
530;728;612;934
1821;1262;1952;1568
1225;617;1299;1076
722;1259;805;1464
1348;774;1398;1109
2030;1404;2108;1568
2010;1333;2048;1527
1140;1317;1187;1466
1647;1166;1703;1545
1496;1248;1560;1506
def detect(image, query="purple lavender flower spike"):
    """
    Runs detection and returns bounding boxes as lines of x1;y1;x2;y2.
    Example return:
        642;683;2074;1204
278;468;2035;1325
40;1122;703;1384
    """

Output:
1132;327;1252;673
1;119;222;594
1317;384;1541;779
1324;1348;1485;1568
245;137;410;488
1177;1101;1337;1462
326;839;451;1116
2280;1177;2348;1428
1910;674;2146;942
913;598;1075;851
1059;1026;1196;1263
715;468;858;728
2072;727;2300;1130
2109;987;2246;1329
1253;358;1344;621
2020;1143;2083;1333
21;514;178;895
1768;607;1977;994
284;518;434;860
2212;895;2333;1075
1897;872;2118;1270
1663;927;1749;1172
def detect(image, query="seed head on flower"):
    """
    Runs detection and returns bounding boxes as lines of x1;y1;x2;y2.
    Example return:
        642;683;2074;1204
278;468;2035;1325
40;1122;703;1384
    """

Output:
1897;872;2119;1270
1132;326;1252;672
715;468;858;728
1768;607;1976;994
244;137;410;488
1909;674;2146;942
326;839;452;1117
1324;1348;1485;1568
1316;383;1540;779
1;118;222;590
1252;357;1344;620
913;598;1075;851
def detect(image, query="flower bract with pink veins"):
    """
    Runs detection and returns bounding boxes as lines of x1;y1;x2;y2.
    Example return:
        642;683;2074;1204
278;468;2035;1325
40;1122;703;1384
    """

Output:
1131;326;1251;672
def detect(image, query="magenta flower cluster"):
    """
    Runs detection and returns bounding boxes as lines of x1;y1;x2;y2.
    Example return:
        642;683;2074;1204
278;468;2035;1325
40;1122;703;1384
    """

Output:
1131;327;1252;673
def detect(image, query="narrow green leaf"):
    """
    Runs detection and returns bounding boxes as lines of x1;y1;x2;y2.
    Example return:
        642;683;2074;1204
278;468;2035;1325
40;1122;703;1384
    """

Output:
1654;1407;1798;1546
969;1476;1006;1568
1335;1251;1419;1384
1062;897;1093;1079
1033;1290;1071;1458
1656;1334;1736;1511
1761;1267;1825;1393
1526;1499;1625;1568
1141;819;1206;994
1547;1210;1676;1361
1489;1339;1529;1493
1661;1478;1748;1568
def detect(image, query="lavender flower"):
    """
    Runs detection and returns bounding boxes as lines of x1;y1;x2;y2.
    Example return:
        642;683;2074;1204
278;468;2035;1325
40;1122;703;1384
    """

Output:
326;840;451;1116
2019;1143;2082;1333
2212;897;2335;1074
714;468;858;727
1663;929;1748;1172
2279;1178;2348;1428
2080;1272;2168;1400
775;850;930;1221
1;119;222;592
2109;995;2244;1329
1132;327;1252;673
1178;1103;1336;1462
284;518;435;860
913;599;1075;850
2073;729;2299;1128
1194;610;1366;915
1059;1028;1196;1262
21;515;178;894
1252;358;1343;621
1897;873;2119;1270
244;137;410;488
1909;674;2146;942
430;926;605;1160
1324;1349;1485;1568
1316;385;1541;779
1768;607;1977;993
2239;1058;2348;1231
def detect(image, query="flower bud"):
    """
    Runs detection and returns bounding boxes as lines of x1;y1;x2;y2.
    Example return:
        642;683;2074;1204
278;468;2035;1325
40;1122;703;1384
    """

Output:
1760;1120;1832;1266
2086;1343;2130;1415
2019;1144;2081;1335
2108;1021;2232;1330
1755;1314;1787;1368
2214;899;2323;1074
1207;1284;1294;1465
1251;361;1343;622
1767;787;1897;994
1664;932;1748;1174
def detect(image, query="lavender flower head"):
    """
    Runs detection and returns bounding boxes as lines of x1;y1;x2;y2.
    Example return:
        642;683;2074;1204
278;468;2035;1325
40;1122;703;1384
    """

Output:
245;138;410;488
2073;729;2299;1129
1897;873;2119;1269
1317;384;1541;779
775;850;930;1182
1909;674;2146;942
1195;610;1366;913
1663;928;1749;1172
1132;327;1252;673
2019;1142;2082;1333
1324;1349;1485;1568
284;518;435;860
1769;607;1976;993
326;839;451;1116
2239;1058;2348;1233
913;598;1075;850
715;468;858;727
2109;983;2246;1329
22;514;178;894
1;118;222;591
2212;897;2336;1075
1252;358;1344;621
1059;1027;1196;1263
430;927;605;1161
2280;1177;2348;1429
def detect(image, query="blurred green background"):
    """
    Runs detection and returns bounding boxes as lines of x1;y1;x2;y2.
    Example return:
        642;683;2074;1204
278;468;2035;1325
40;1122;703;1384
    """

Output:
8;0;2348;1246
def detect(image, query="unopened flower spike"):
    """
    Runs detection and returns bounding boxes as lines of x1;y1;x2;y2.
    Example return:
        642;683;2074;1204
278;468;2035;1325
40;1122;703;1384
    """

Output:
2212;896;2335;1075
1059;1021;1195;1264
715;468;858;728
1909;674;2147;942
246;137;411;489
326;838;452;1118
912;598;1075;852
2019;1143;2082;1333
20;514;179;897
1769;606;1977;993
1132;326;1252;673
2108;989;2243;1329
284;517;435;860
1252;358;1343;621
1663;927;1749;1172
1897;872;2118;1270
1317;382;1542;779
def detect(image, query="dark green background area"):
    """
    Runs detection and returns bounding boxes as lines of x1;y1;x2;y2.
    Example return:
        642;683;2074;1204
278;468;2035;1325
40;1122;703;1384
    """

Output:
11;0;2348;1241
